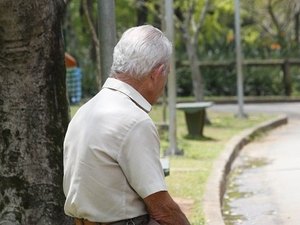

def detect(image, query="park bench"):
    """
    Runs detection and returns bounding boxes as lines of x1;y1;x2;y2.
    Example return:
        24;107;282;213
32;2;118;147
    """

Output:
176;102;214;137
160;158;170;176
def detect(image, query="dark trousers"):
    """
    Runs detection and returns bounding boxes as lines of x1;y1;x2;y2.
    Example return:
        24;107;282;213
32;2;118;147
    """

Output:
75;215;160;225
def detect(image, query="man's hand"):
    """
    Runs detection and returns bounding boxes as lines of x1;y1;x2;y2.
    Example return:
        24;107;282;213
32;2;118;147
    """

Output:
144;191;191;225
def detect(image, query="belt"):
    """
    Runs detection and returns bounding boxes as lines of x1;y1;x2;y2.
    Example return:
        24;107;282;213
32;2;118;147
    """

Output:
75;214;149;225
75;218;102;225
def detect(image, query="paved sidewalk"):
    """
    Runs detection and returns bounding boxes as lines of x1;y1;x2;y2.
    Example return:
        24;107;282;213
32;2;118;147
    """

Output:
211;102;300;119
223;118;300;225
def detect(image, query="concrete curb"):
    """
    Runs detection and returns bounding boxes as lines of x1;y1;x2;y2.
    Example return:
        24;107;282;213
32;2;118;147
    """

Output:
202;115;288;225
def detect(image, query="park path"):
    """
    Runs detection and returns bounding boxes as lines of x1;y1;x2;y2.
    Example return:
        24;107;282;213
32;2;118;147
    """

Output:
211;102;300;119
222;115;300;225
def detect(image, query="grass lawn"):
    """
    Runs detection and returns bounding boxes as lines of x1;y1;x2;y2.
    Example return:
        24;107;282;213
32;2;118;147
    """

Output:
70;103;276;225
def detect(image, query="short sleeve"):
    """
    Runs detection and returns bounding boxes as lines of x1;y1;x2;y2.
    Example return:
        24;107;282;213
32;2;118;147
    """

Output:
118;118;167;198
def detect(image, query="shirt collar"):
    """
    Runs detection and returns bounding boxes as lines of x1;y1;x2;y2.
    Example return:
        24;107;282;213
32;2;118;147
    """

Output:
102;78;152;113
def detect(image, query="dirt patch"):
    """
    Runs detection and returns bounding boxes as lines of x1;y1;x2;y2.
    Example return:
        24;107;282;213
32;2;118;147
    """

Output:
174;197;195;217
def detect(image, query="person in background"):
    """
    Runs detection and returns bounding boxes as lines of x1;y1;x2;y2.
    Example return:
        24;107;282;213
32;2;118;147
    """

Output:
63;25;190;225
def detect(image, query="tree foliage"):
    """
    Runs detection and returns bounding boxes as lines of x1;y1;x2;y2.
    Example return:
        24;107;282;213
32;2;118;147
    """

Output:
64;0;300;98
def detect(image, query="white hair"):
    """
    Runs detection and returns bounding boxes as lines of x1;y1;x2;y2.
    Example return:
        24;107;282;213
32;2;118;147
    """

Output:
110;25;172;79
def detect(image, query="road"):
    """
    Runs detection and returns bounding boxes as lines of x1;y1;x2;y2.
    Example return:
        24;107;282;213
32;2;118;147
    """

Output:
211;102;300;225
210;102;300;119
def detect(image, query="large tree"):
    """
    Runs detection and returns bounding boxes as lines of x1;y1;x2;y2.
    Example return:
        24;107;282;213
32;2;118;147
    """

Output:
0;0;71;224
175;0;210;101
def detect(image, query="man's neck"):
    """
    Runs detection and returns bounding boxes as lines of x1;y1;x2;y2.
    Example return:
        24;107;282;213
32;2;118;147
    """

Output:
111;73;154;105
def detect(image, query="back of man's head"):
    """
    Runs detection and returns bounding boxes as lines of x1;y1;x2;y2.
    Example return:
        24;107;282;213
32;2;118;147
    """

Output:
110;25;172;80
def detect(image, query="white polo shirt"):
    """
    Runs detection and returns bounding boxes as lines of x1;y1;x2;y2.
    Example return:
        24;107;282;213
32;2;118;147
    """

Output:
63;78;167;223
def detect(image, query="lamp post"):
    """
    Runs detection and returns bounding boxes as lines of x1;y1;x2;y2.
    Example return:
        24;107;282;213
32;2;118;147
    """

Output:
165;0;181;155
234;0;247;118
98;0;116;86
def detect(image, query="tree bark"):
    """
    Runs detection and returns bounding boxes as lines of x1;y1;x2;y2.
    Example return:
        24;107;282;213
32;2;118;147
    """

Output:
83;0;101;86
295;12;300;44
185;41;204;101
136;0;148;25
176;0;209;101
0;0;71;224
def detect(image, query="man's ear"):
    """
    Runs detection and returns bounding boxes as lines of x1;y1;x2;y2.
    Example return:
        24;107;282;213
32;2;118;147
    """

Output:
157;64;165;74
151;64;164;80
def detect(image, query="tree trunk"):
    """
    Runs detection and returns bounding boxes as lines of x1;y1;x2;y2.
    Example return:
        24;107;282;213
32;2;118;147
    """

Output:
176;0;209;102
83;0;101;86
185;41;204;101
0;0;71;224
295;12;300;44
136;0;148;25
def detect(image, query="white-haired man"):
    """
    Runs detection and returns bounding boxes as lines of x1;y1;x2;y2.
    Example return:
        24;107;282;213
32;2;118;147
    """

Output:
63;25;190;225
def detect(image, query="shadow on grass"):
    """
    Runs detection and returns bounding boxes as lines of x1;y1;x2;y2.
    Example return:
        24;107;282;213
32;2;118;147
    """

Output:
184;135;217;141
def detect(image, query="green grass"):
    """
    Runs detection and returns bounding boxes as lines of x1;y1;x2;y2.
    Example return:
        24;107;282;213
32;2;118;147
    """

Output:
150;105;275;225
70;103;276;225
70;104;81;117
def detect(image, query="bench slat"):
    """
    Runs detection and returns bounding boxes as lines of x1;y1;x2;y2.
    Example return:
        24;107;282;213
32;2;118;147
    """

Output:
176;102;213;113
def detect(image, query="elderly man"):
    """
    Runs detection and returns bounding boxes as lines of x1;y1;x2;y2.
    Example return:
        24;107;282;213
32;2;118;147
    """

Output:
63;25;190;225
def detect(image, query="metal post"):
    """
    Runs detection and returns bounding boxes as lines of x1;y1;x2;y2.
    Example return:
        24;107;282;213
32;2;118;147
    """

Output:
234;0;247;118
165;0;180;155
160;0;167;125
98;0;116;87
